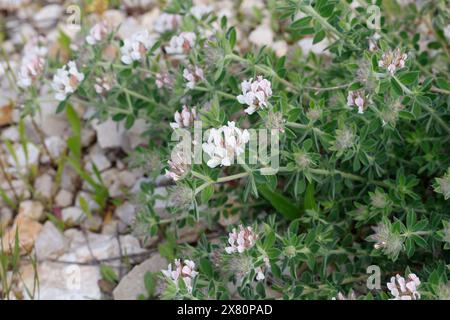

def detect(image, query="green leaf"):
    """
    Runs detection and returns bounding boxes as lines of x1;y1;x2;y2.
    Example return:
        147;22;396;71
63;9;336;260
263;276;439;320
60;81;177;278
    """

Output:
436;77;450;91
144;272;157;298
100;265;118;283
391;77;403;95
258;185;301;220
290;17;312;29
304;182;316;211
200;185;214;203
405;237;415;257
199;257;214;278
313;29;326;44
398;71;419;86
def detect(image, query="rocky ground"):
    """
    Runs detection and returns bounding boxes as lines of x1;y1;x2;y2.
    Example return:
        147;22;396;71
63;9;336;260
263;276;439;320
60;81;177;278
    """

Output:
0;0;333;300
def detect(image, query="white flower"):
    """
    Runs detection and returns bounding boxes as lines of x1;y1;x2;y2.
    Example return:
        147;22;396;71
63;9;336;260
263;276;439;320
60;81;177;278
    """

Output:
161;259;198;293
190;5;213;20
237;76;272;114
225;225;257;254
154;13;181;33
378;48;408;75
183;65;204;89
165;32;196;56
94;75;114;95
17;36;47;89
86;21;109;45
347;90;368;114
387;274;421;300
52;61;84;101
165;142;191;181
255;267;265;281
202;121;250;168
155;72;172;89
121;30;156;65
17;55;45;89
170;105;197;129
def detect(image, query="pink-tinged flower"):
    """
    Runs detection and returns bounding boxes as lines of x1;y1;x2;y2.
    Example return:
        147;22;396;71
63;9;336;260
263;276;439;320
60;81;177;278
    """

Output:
155;72;173;89
347;90;368;114
154;13;181;33
387;273;421;300
121;30;156;65
86;21;109;45
225;225;257;254
202;121;250;168
165;143;190;181
378;48;408;75
94;75;114;95
170;105;197;129
18;55;45;88
52;61;84;101
17;36;47;89
255;267;265;281
165;32;196;56
183;65;204;89
237;76;272;114
161;259;198;293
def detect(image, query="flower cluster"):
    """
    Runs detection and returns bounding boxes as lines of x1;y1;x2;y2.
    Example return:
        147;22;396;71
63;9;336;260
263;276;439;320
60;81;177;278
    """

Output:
183;65;204;89
347;90;368;114
17;37;47;89
161;259;198;294
121;30;155;65
202;121;250;168
170;105;197;129
225;225;257;254
165;143;191;181
155;72;172;89
94;75;114;95
165;32;196;56
237;76;272;115
368;221;404;260
86;21;109;46
154;13;181;33
387;274;421;300
51;61;84;101
378;48;408;75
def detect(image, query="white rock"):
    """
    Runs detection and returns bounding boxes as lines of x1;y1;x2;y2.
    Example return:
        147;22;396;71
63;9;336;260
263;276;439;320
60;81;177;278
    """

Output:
115;202;136;226
7;142;40;174
249;23;274;47
55;189;74;208
121;119;149;153
1;126;19;141
113;254;167;300
59;230;145;265
34;173;54;199
18;200;45;221
81;215;103;232
34;5;63;30
19;262;101;300
0;207;13;229
81;128;95;147
272;40;288;57
86;153;111;172
61;207;85;225
41;136;66;163
297;37;330;56
75;191;100;212
34;221;68;260
93;119;124;149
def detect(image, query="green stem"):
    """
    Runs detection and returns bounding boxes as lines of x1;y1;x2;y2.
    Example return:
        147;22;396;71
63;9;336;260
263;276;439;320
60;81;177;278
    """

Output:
393;75;450;135
193;86;236;100
300;5;359;51
194;172;250;195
